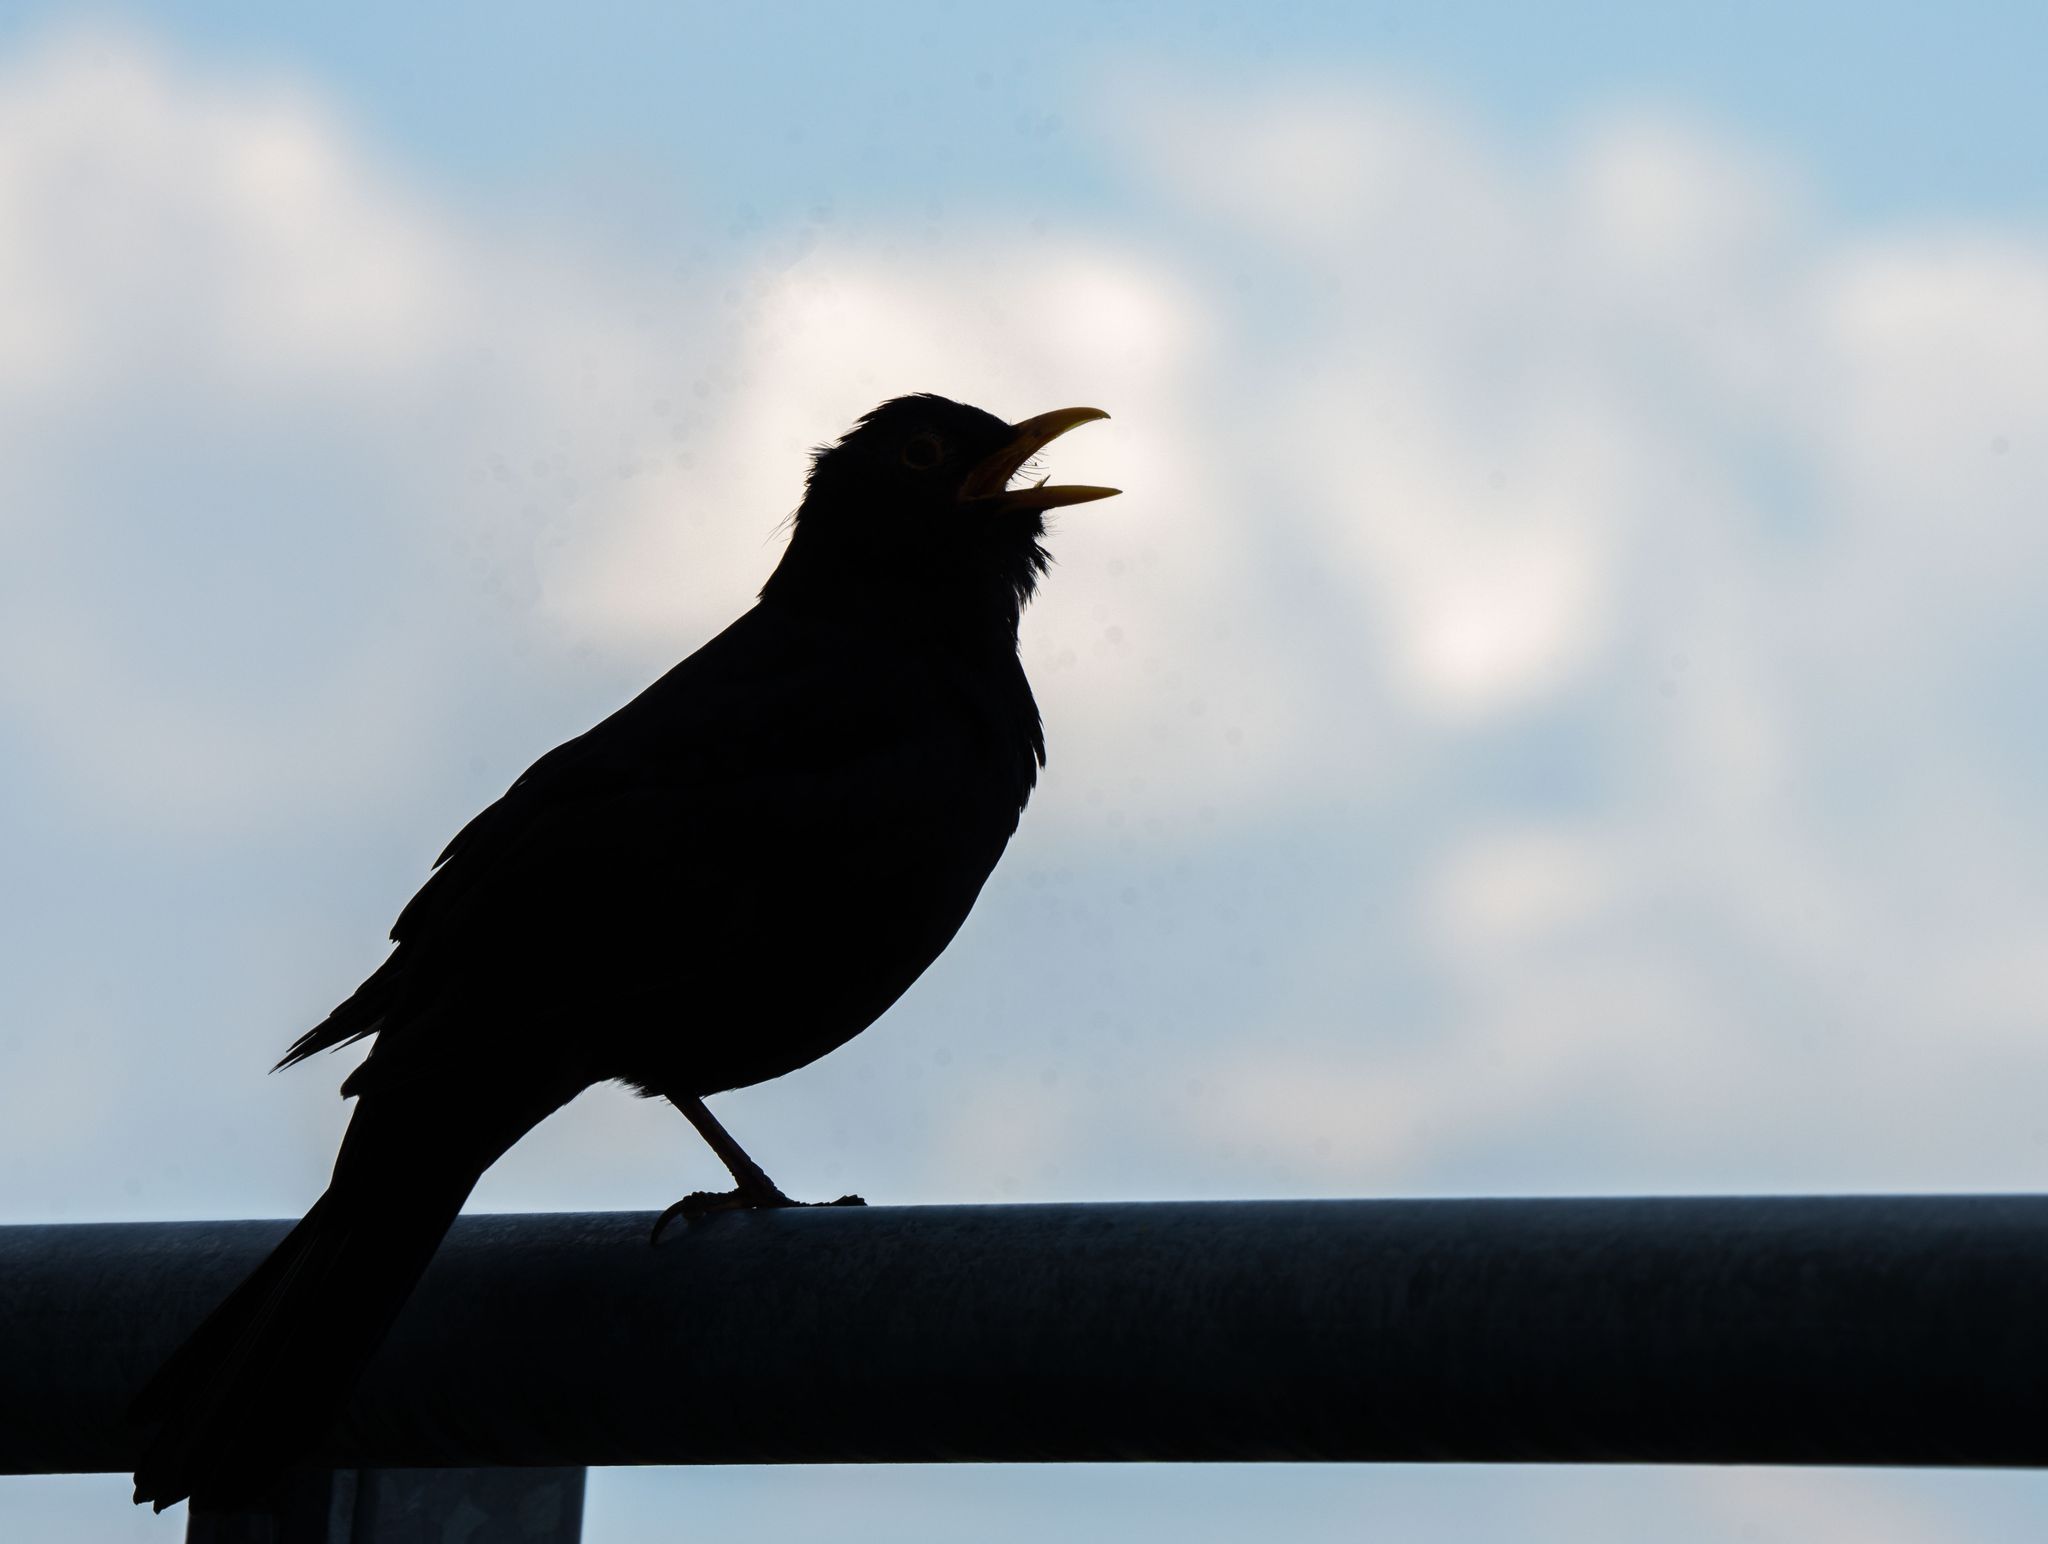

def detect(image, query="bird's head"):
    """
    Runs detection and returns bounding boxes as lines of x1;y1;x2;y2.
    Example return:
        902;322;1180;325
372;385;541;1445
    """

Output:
761;393;1117;645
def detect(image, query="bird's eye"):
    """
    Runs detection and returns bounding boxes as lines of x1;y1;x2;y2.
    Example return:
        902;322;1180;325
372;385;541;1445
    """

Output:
901;433;944;471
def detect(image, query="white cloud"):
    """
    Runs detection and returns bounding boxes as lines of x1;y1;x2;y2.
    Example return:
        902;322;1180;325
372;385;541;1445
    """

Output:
0;27;667;829
0;28;460;404
1572;111;1799;290
1066;79;2048;1196
1428;826;1619;949
1132;83;1517;266
536;239;1216;650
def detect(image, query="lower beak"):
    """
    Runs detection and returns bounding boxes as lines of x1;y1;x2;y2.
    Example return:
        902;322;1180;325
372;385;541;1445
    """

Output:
959;406;1120;512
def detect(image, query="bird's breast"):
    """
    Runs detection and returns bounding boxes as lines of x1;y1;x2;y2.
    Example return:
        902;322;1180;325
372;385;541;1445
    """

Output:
623;681;1034;1098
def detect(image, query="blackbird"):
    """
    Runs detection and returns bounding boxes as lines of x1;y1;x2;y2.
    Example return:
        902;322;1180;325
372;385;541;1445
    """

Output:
130;394;1117;1509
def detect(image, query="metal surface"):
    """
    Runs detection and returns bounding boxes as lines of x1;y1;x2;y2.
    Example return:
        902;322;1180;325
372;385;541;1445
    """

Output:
4;1197;2046;1474
184;1468;586;1544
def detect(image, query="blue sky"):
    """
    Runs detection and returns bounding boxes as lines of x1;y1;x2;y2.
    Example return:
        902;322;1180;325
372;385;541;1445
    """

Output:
4;3;2047;1540
21;2;2042;223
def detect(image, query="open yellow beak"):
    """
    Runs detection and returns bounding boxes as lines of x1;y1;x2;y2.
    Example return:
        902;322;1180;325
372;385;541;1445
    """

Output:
959;406;1120;512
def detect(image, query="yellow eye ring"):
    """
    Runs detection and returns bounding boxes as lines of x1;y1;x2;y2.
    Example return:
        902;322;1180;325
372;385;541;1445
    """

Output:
901;433;944;470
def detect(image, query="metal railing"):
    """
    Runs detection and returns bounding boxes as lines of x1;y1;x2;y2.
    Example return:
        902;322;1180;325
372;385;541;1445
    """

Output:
7;1197;2046;1537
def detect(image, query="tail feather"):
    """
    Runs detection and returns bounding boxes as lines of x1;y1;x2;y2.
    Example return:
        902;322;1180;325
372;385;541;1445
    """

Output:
131;1196;337;1431
134;1044;582;1511
130;1149;472;1509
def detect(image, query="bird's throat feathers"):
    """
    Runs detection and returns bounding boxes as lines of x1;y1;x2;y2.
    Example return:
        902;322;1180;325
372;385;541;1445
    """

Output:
759;487;1052;655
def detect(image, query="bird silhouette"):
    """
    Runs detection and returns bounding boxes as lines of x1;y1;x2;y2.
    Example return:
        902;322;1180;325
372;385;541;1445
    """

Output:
129;394;1117;1510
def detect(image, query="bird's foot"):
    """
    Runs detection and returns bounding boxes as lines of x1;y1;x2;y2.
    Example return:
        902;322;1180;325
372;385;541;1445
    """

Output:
649;1188;865;1245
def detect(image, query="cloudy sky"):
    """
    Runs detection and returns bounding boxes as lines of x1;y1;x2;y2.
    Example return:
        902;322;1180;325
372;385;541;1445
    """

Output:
4;2;2046;1539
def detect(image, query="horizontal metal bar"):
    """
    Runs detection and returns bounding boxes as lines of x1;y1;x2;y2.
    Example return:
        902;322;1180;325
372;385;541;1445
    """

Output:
5;1196;2046;1474
183;1466;586;1544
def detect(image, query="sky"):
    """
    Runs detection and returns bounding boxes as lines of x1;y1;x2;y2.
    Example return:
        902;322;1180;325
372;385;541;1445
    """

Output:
3;1;2046;1538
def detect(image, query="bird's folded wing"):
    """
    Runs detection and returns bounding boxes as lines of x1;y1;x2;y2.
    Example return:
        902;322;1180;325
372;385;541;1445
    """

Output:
279;605;1001;1083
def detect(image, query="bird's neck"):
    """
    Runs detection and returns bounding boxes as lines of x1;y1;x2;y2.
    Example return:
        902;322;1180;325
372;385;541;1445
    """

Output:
758;549;1026;663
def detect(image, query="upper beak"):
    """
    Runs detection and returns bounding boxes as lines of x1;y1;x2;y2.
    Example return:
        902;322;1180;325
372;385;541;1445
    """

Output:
959;407;1120;512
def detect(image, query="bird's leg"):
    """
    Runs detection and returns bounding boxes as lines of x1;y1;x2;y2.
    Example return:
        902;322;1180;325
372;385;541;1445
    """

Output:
650;1094;865;1243
671;1094;792;1206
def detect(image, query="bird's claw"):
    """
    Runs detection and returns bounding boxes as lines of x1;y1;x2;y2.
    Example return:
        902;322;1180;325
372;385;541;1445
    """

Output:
649;1189;867;1245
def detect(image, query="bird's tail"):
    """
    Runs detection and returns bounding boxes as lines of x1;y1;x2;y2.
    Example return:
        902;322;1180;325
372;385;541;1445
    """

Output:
130;1108;480;1512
